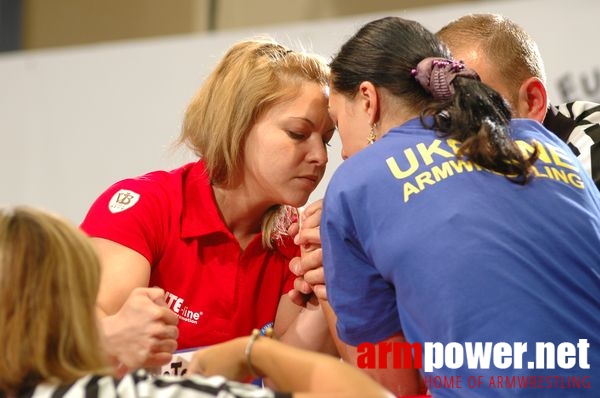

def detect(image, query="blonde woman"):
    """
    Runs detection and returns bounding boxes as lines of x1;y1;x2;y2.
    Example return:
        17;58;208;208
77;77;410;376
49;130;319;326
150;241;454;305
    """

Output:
80;37;337;371
0;205;392;398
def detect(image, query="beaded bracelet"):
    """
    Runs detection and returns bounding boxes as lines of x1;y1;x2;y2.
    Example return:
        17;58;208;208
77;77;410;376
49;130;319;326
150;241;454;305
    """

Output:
245;327;274;377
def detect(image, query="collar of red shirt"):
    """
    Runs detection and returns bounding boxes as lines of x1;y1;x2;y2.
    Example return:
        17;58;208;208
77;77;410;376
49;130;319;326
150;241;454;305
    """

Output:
180;161;298;258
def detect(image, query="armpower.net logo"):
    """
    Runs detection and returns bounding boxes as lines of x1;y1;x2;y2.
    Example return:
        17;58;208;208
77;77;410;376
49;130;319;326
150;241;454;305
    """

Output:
357;339;592;390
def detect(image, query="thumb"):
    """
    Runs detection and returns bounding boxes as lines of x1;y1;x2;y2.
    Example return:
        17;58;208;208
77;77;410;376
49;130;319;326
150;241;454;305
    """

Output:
146;286;167;306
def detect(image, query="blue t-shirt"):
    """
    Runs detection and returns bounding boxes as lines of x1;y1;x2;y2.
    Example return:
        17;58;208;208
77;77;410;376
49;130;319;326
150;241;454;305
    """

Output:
322;117;600;397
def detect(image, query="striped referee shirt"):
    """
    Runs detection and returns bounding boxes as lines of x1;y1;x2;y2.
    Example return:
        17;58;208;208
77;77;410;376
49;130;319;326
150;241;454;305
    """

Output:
1;370;292;398
544;101;600;190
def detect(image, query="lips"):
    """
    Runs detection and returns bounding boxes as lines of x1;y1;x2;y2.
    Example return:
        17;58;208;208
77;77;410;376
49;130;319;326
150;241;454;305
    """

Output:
300;174;319;183
296;174;321;189
298;174;323;185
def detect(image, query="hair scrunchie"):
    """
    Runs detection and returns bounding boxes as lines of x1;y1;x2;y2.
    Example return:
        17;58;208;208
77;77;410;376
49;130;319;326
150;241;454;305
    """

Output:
411;57;480;100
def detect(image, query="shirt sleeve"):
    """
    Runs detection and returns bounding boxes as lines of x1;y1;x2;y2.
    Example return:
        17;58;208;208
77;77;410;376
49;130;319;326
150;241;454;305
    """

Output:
321;175;402;347
556;101;600;190
80;177;168;264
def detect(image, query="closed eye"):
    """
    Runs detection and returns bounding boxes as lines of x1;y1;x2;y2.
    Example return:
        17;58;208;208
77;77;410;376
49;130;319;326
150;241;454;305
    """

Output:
286;130;307;141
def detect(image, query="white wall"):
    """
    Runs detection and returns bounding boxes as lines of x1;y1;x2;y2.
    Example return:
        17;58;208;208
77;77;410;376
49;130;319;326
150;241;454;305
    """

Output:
1;0;598;223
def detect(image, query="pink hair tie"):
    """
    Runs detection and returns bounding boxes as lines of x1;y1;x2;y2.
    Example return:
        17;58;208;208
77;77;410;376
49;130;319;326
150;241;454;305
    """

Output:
411;57;480;100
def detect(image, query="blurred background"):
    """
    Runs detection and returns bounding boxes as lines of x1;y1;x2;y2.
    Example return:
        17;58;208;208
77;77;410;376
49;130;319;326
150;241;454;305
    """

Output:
1;0;597;223
0;0;483;52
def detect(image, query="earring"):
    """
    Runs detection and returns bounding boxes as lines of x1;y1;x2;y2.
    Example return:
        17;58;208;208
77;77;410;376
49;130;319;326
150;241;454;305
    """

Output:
367;123;377;145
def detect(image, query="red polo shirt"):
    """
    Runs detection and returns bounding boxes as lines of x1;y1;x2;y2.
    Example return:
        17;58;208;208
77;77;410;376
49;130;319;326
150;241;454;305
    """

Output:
81;161;298;349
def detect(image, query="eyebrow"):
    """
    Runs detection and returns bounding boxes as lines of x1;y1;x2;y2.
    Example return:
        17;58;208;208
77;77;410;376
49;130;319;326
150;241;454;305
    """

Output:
288;116;316;127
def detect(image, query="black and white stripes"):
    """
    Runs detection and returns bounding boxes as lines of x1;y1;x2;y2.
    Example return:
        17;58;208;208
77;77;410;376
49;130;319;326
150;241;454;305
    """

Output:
9;371;290;398
545;101;600;190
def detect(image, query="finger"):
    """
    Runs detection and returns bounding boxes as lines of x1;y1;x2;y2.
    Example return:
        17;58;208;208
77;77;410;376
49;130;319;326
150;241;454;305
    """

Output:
295;249;323;274
145;287;168;306
150;338;178;355
157;306;179;325
295;227;321;246
293;277;313;295
289;256;303;276
145;321;179;342
303;199;323;217
155;324;180;340
287;221;299;237
303;266;325;285
301;208;322;229
313;284;328;301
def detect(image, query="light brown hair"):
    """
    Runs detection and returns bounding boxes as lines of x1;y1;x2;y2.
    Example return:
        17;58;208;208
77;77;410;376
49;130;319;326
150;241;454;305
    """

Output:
0;206;110;394
179;37;330;247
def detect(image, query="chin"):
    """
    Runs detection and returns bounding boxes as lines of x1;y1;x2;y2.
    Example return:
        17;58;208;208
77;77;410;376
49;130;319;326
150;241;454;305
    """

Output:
283;194;311;208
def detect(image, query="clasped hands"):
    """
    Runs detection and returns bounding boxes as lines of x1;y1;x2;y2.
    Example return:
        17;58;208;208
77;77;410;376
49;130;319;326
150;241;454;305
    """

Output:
287;199;327;306
101;287;179;374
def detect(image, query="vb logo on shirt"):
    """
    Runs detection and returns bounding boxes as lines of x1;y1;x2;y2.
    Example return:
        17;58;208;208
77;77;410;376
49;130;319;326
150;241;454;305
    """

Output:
164;291;204;324
108;189;140;213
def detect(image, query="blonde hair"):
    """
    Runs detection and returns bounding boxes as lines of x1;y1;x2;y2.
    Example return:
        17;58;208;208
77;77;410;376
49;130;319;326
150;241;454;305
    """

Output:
437;13;546;108
179;37;330;247
0;206;111;394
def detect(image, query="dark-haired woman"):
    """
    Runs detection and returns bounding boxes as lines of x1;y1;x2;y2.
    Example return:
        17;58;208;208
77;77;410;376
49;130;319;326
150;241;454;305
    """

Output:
322;16;600;398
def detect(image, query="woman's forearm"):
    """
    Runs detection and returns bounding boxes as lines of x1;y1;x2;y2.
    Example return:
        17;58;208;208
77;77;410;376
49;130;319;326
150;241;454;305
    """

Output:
276;297;338;355
252;337;393;398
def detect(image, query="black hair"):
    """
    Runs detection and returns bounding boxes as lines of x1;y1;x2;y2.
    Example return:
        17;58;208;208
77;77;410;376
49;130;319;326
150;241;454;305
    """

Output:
330;16;537;183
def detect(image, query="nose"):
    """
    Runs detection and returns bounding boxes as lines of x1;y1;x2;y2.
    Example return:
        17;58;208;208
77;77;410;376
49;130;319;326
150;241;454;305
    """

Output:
306;136;328;166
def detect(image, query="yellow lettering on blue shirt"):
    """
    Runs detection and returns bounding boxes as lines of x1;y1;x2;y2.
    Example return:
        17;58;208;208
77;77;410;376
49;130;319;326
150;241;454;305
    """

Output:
387;139;584;203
